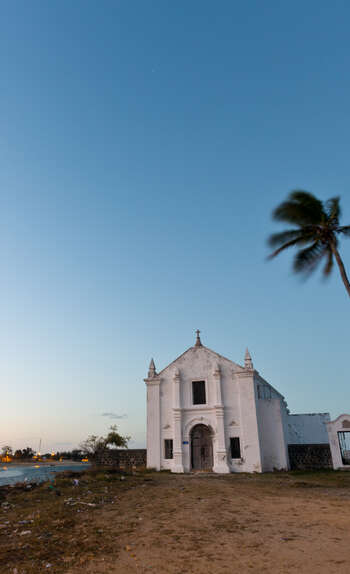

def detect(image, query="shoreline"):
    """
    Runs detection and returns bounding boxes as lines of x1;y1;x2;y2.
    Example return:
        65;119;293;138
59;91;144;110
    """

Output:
0;461;91;487
0;460;88;468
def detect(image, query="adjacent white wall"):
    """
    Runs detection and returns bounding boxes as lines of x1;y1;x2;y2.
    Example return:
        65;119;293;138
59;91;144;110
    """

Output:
287;413;330;445
327;414;350;469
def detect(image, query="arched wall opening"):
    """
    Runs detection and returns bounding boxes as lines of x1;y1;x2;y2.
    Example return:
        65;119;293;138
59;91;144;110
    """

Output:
190;424;213;471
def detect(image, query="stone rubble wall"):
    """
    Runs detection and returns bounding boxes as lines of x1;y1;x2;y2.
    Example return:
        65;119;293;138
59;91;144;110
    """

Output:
288;444;332;470
97;446;333;471
96;449;147;468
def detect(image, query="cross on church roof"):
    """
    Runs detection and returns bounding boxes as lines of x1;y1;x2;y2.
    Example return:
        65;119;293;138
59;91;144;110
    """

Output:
195;329;202;347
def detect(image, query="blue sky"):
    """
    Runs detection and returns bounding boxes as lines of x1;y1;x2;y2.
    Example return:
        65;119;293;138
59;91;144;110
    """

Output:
1;1;350;452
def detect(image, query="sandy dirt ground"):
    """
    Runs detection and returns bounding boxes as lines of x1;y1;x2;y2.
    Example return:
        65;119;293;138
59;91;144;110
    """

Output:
70;472;350;574
2;470;350;574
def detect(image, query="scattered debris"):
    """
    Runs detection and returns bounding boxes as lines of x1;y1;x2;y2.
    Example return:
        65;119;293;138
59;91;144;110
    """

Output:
63;497;96;507
0;467;153;572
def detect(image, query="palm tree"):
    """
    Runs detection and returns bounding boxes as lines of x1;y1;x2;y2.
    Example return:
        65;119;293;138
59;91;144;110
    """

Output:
268;191;350;297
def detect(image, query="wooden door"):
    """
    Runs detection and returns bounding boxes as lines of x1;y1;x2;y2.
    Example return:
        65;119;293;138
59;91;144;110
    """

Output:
191;424;213;471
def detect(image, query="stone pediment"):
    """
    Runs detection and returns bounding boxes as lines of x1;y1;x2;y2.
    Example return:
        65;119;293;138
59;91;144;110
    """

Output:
156;345;245;377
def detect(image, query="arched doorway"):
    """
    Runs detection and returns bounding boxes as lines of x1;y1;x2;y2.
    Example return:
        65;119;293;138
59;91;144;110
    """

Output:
191;424;213;471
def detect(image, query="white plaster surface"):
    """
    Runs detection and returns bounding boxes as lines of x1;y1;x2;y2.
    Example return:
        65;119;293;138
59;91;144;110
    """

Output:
327;414;350;469
256;399;289;471
145;341;331;474
287;413;330;445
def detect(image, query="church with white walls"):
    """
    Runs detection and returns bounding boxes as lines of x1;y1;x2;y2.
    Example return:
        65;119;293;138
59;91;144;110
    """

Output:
145;331;330;473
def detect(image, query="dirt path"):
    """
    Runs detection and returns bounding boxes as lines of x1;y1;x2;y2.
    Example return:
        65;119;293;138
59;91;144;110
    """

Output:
68;473;350;574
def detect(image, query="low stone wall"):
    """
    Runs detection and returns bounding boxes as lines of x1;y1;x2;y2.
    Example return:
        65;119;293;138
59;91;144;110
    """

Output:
97;446;332;471
288;444;332;470
95;449;147;468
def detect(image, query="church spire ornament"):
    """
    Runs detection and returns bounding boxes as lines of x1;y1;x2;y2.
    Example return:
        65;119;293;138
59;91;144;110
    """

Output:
195;329;202;347
244;348;253;370
148;358;157;378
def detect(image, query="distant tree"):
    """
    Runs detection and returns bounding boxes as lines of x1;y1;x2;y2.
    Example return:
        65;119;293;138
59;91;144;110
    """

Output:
268;191;350;297
21;447;35;459
43;452;59;459
1;446;13;457
105;425;130;449
80;426;130;458
14;449;23;459
79;435;108;458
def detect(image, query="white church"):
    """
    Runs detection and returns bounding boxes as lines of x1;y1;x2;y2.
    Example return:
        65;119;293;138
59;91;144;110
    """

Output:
145;331;330;473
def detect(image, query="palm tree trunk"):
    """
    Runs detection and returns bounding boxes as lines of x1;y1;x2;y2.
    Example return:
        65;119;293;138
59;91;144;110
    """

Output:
330;244;350;297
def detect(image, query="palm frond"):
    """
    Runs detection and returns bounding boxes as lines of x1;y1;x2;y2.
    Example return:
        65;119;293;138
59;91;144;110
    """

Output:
268;191;350;293
290;190;324;214
272;190;325;226
293;241;326;274
267;229;302;247
338;225;350;237
268;237;304;259
323;249;334;277
325;196;341;224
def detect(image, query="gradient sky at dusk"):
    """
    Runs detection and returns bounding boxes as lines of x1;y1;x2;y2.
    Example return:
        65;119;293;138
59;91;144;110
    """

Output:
1;1;350;453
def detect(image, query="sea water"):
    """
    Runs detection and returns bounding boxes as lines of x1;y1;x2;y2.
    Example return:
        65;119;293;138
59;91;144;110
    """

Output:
0;464;90;486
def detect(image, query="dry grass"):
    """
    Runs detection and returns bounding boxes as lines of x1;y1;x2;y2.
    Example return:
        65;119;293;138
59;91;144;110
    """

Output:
1;469;350;573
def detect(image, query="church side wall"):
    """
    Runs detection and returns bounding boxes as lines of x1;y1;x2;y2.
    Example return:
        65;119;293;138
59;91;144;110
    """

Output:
287;413;330;445
256;398;289;471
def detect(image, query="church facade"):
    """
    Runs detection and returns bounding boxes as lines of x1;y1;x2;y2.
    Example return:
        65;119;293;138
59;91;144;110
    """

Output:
145;332;330;473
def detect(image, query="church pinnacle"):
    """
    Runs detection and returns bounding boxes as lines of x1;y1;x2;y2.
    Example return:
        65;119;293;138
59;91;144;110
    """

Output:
195;329;202;347
244;348;254;370
148;358;157;378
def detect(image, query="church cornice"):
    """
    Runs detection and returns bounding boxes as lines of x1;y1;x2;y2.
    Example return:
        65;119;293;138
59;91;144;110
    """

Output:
238;370;255;379
144;377;161;386
180;406;226;413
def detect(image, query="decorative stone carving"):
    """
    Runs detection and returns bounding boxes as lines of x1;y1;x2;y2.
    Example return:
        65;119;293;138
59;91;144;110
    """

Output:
244;348;253;370
148;358;157;379
195;329;202;347
213;362;221;377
